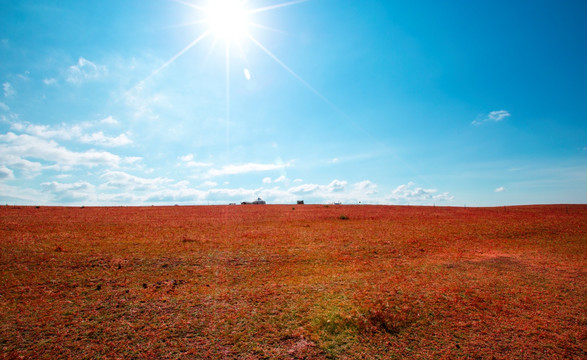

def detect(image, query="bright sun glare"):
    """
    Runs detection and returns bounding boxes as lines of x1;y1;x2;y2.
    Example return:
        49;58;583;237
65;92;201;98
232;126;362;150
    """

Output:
204;0;249;41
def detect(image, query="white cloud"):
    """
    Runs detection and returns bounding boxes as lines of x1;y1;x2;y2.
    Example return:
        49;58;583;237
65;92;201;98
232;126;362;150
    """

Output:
43;78;57;86
473;110;511;125
100;116;118;125
326;179;347;192
330;158;339;164
0;166;14;180
100;171;174;191
387;182;453;204
179;154;194;162
41;181;96;203
354;180;378;195
187;161;213;168
207;162;291;177
274;175;287;183
0;102;8;111
178;154;213;168
10;120;132;147
293;178;303;183
285;179;384;204
66;57;107;84
17;72;30;81
262;177;272;184
122;156;142;165
3;82;15;97
288;183;320;195
11;122;80;140
0;132;128;172
495;186;505;193
0;182;51;205
79;131;132;147
200;181;218;188
288;180;347;195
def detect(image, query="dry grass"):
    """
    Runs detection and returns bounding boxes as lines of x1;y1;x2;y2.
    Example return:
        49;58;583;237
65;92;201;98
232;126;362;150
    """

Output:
1;204;585;359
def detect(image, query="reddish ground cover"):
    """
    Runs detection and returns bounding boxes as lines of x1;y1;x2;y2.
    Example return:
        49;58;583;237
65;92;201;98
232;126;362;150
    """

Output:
0;204;585;359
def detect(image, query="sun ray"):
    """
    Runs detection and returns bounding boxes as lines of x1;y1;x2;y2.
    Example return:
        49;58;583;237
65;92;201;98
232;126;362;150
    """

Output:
247;33;422;182
163;20;208;30
141;29;211;86
171;0;206;11
247;21;285;34
247;34;344;116
248;0;310;14
151;0;433;194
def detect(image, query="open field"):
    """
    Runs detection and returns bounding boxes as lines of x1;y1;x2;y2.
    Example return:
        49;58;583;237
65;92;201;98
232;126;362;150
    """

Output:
1;204;585;359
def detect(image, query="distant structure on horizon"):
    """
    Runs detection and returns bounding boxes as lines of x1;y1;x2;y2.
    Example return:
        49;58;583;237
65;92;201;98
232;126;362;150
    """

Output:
297;200;304;205
241;197;266;205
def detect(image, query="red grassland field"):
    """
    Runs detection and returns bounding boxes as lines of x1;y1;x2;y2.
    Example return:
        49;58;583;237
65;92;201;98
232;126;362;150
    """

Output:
0;204;585;359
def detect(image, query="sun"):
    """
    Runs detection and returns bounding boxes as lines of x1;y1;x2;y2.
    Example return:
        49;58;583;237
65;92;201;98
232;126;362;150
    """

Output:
203;0;250;42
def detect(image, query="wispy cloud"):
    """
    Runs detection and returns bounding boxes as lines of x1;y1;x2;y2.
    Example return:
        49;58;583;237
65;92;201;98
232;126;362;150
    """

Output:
262;175;288;184
79;131;132;147
387;182;453;204
0;132;132;173
354;180;378;195
17;71;30;81
100;171;174;191
123;86;168;121
199;181;218;188
285;179;381;204
3;82;15;97
178;154;213;168
100;116;118;125
66;57;107;84
495;186;505;193
41;181;96;203
10;120;132;147
0;166;14;181
43;78;57;86
2;174;454;206
472;110;511;125
288;179;347;195
0;102;9;111
0;182;51;205
207;162;291;177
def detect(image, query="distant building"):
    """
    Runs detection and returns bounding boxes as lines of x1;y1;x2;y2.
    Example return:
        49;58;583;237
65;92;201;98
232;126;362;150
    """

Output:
297;200;304;205
241;197;266;205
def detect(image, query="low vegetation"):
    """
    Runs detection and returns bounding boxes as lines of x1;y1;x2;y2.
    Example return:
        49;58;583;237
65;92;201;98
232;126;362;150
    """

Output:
1;204;585;359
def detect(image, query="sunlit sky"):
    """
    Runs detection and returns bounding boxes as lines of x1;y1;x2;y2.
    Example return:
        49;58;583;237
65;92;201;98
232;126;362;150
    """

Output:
1;0;586;206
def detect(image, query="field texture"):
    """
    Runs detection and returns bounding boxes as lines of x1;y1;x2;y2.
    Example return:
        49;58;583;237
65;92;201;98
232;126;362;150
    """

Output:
1;205;585;359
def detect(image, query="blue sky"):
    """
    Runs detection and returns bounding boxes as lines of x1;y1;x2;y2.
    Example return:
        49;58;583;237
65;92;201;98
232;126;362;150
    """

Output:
0;0;585;206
